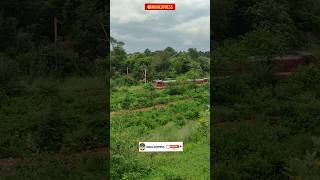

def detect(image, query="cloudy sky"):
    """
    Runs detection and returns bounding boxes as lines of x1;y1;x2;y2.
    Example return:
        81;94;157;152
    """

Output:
111;0;210;53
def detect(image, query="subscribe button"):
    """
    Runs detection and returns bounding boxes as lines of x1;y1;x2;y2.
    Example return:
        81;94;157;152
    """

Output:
139;142;183;152
145;3;176;10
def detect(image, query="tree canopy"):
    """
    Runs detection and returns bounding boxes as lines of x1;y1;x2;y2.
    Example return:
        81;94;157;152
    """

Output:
0;0;107;80
110;43;210;84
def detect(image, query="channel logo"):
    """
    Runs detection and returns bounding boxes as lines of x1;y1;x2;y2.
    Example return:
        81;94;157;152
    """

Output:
144;3;176;10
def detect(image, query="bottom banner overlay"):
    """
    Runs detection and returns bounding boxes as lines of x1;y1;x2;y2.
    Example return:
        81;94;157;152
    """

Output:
139;142;183;152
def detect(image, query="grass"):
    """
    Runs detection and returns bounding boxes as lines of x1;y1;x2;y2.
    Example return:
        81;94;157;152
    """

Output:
110;83;210;179
141;143;209;180
0;153;108;180
211;66;320;179
111;83;209;112
0;76;108;179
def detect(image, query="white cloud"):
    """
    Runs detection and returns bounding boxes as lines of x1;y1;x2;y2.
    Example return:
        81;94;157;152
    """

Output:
111;30;162;43
169;16;210;35
111;0;210;52
111;0;151;24
176;0;209;8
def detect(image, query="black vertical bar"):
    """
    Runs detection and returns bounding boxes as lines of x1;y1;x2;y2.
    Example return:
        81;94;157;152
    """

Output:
106;0;111;178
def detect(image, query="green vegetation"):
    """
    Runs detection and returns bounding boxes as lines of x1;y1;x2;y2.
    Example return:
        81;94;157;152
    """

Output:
0;0;108;179
111;83;210;179
212;68;320;179
0;77;109;179
110;40;209;84
110;30;210;178
212;0;320;179
0;153;108;180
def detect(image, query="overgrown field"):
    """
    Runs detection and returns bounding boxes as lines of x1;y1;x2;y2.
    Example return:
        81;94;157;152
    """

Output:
212;66;320;179
111;82;210;179
0;77;109;179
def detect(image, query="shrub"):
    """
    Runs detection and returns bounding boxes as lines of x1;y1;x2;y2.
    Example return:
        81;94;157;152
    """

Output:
143;82;155;91
286;136;320;179
19;44;81;78
290;66;320;90
35;99;66;152
212;77;254;105
213;107;243;123
211;126;288;179
0;56;19;88
165;85;185;95
247;62;278;88
35;79;60;100
111;75;137;87
111;154;151;179
121;94;132;109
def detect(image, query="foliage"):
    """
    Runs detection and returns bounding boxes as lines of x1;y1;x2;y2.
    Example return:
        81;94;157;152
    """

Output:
0;0;108;178
110;84;209;179
0;55;19;88
212;2;320;177
111;46;209;83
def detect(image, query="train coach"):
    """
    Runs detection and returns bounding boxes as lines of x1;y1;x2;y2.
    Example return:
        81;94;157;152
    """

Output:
233;51;318;75
154;78;208;89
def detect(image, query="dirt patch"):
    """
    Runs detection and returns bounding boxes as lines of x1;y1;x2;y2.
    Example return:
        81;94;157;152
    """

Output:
214;118;258;128
111;98;193;116
0;147;109;171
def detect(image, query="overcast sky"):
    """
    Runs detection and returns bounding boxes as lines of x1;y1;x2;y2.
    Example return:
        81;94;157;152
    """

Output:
111;0;210;53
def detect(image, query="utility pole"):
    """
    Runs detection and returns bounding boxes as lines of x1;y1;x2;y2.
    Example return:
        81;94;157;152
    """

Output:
144;68;147;84
53;17;62;73
54;17;58;42
53;17;59;73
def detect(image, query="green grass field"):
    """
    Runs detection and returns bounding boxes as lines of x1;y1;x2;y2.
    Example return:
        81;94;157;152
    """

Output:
110;83;210;179
0;76;109;179
211;66;320;179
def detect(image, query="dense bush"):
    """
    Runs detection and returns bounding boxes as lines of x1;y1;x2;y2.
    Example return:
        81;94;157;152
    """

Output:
212;64;320;179
110;86;209;179
290;66;320;90
212;126;289;179
111;75;137;87
0;56;19;88
35;104;65;152
212;77;254;105
165;85;185;95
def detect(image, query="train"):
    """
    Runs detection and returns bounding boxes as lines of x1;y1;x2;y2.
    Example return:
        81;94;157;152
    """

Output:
233;51;318;75
154;78;209;89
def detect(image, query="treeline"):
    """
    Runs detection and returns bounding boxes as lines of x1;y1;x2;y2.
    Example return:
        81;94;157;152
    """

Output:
213;0;320;43
211;0;320;179
212;0;320;75
110;40;210;86
0;0;107;84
